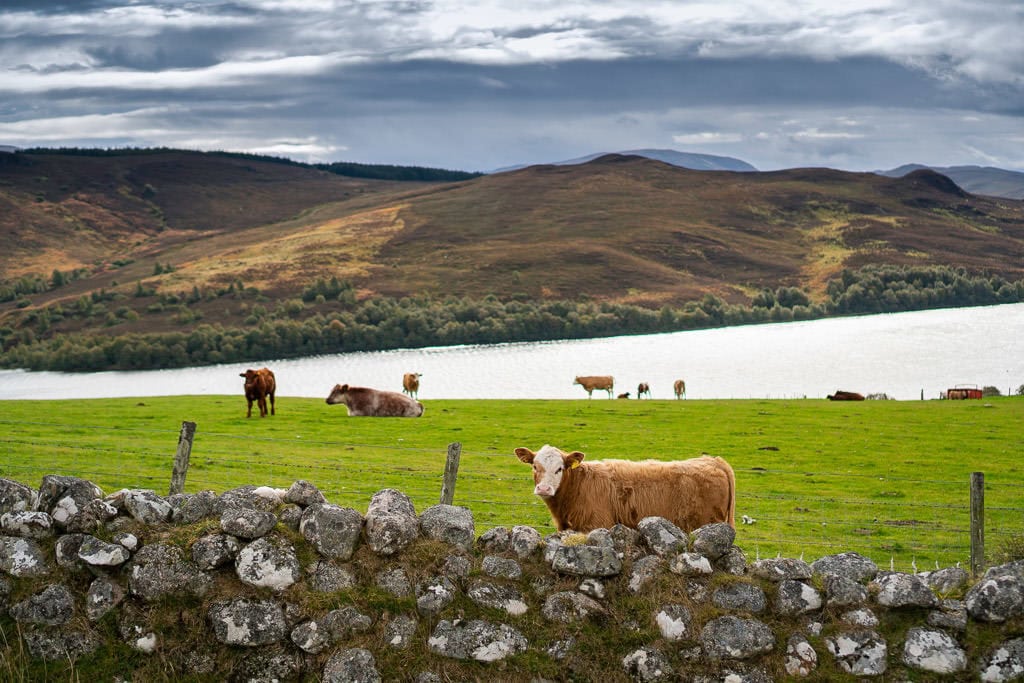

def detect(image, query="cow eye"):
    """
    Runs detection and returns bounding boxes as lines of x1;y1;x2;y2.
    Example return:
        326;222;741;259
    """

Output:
555;467;563;474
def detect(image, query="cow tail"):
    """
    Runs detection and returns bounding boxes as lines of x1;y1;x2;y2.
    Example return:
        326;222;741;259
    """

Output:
721;458;736;528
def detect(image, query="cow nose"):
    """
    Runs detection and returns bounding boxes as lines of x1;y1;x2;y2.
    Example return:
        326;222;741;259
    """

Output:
534;484;553;497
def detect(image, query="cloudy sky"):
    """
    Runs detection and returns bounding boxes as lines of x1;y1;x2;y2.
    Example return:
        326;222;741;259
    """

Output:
2;1;1023;172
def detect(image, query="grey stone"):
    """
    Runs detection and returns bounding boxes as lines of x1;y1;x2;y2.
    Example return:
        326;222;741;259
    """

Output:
86;575;124;621
122;489;172;524
691;522;735;560
509;525;541;558
278;504;303;530
715;546;748;575
750;557;812;582
966;574;1024;622
22;627;99;661
654;603;691;641
825;629;888;676
300;503;364;560
482;554;522;579
63;499;118;533
609;523;644;559
290;619;332;654
0;511;54;538
927;598;967;631
811;551;878;582
467;579;529;615
550;543;622;577
0;478;38;514
586;528;615;547
77;535;130;566
208;598;287;646
775;580;823;616
874;572;939;608
541;591;606;623
169;489;217;524
419;504;475;551
375;567;412;597
128;543;211;601
547;637;575;660
669;552;713;576
840;608;879;628
53;533;88;573
309;560;357;592
214;485;284;514
235;536;300;592
323;647;381;683
39;476;103;527
622;646;674;682
10;584;75;625
922;566;969;593
785;633;817;677
191;533;241;570
979;637;1024;682
902;626;967;674
579;577;605;599
220;507;277;539
824;573;868;607
712;582;768;613
364;488;418;556
285;480;326;508
477;526;511;553
113;532;138;551
628;555;664;593
0;535;49;577
427;619;527;662
416;575;458;616
699;615;775;659
384;614;417;649
441;554;472;580
119;608;158;653
322;605;372;640
985;559;1024;581
232;645;302;682
637;516;688;556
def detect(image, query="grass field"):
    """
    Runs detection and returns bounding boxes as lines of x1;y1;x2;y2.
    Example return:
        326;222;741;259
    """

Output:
1;395;1022;571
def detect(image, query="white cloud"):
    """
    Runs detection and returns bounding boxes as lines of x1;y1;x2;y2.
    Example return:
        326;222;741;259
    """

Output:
672;132;743;144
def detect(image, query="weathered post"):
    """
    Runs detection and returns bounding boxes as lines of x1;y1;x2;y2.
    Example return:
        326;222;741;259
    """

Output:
169;421;197;496
440;442;462;505
970;471;985;577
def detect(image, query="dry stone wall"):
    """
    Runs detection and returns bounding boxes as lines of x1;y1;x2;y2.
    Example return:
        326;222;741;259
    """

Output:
1;475;1023;681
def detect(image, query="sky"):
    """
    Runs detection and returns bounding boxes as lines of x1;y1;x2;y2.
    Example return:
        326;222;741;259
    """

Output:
1;1;1023;173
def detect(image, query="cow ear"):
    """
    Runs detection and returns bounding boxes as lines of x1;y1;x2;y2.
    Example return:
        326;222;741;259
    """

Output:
514;447;535;464
566;451;585;469
340;384;348;392
239;372;246;378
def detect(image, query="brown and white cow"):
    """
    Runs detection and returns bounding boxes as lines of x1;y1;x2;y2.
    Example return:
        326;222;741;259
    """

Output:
673;379;687;399
574;375;614;398
637;382;651;399
240;367;276;418
827;390;865;401
325;384;424;417
402;372;422;399
515;444;735;533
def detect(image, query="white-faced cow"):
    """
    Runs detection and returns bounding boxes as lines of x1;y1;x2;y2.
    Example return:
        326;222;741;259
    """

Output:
326;384;424;417
673;379;687;400
515;444;735;533
637;382;652;399
402;372;422;399
240;367;276;418
574;375;614;398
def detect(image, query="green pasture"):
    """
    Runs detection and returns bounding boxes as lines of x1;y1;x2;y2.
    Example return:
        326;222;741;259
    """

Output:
1;395;1022;571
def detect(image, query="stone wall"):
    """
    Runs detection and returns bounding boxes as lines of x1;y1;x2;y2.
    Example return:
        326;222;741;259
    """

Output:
1;475;1023;681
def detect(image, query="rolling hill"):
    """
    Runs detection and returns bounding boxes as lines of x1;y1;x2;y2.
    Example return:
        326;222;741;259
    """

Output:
493;148;757;173
879;164;1024;200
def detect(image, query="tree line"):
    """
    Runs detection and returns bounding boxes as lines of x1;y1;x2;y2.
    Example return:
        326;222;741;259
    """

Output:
1;265;1021;372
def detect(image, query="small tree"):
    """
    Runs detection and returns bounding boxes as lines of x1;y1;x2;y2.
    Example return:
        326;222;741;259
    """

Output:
981;385;1002;397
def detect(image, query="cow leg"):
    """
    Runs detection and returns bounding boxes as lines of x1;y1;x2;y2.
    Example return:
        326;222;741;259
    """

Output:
258;397;268;417
246;399;253;418
269;393;275;416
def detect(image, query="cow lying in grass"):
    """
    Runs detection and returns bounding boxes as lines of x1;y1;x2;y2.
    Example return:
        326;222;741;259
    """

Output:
240;367;276;418
325;384;424;417
515;444;735;533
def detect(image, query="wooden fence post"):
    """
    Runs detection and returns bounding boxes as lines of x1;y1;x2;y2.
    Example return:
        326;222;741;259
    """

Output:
440;442;462;505
970;471;985;577
169;421;197;496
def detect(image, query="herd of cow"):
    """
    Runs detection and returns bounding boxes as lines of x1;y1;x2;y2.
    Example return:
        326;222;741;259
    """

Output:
573;375;687;400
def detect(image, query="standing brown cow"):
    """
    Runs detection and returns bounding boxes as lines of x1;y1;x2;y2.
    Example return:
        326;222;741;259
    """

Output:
673;379;687;400
574;375;614;398
240;368;276;418
637;382;652;399
402;372;422;399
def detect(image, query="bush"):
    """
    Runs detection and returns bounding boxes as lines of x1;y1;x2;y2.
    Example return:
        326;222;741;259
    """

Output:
982;386;1003;397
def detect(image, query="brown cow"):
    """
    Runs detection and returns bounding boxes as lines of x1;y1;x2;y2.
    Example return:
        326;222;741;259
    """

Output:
515;444;735;533
574;375;614;398
637;382;651;399
325;384;424;417
240;368;276;418
827;390;865;401
616;392;631;399
402;372;422;399
673;379;687;399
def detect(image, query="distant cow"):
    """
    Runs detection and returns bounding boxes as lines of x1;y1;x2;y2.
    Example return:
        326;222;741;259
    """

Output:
617;392;631;399
326;384;424;417
673;379;687;399
402;372;422;399
240;368;276;418
574;375;614;398
637;382;651;399
827;390;865;401
515;444;735;533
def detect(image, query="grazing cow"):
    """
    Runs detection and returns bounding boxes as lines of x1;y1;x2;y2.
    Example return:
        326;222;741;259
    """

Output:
617;392;631;399
637;382;651;399
673;379;687;399
827;390;865;401
240;368;276;418
325;384;424;417
516;444;735;533
574;375;614;398
402;372;422;399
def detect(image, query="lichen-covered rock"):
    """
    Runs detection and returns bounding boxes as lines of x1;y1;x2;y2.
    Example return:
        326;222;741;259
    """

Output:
699;615;775;659
654;604;692;641
712;582;768;614
122;489;173;524
785;633;817;677
715;545;748;575
290;619;332;654
467;579;529;615
232;645;302;682
825;629;887;676
214;485;285;514
428;619;527;662
824;573;868;607
609;523;644;559
323;647;382;682
191;533;241;570
77;535;130;566
922;566;969;593
309;560;357;593
300;503;364;560
419;504;475;551
984;559;1024;581
550;543;622;577
0;478;38;514
169;489;217;524
384;614;417;649
221;507;278;539
416;575;458;616
113;532;138;551
622;646;674;682
579;577;605;599
10;584;75;626
966;574;1024;622
873;572;939;608
1;511;54;538
979;637;1024;682
477;526;511;553
375;567;412;597
587;528;614;547
669;552;713;576
119;608;158;653
541;591;606;623
840;608;879;627
637;516;688;556
322;605;373;639
510;525;542;558
278;504;303;531
629;555;664;593
811;552;878;582
482;554;522;579
750;557;812;582
775;580;823;616
22;627;100;661
0;535;50;577
235;536;300;592
208;598;287;646
901;626;966;675
86;575;124;621
691;522;735;560
54;533;88;573
128;543;211;601
39;476;103;527
64;499;118;533
285;480;326;508
928;598;967;631
364;488;419;556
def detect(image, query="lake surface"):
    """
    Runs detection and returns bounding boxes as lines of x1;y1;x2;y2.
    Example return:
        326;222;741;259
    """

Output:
1;304;1022;401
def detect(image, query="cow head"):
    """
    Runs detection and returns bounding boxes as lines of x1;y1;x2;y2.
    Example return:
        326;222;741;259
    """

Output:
240;369;258;385
325;384;349;405
515;444;585;498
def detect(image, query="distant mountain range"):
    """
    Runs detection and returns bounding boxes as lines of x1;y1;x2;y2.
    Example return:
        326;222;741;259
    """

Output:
0;145;21;154
878;164;1024;200
493;148;758;173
